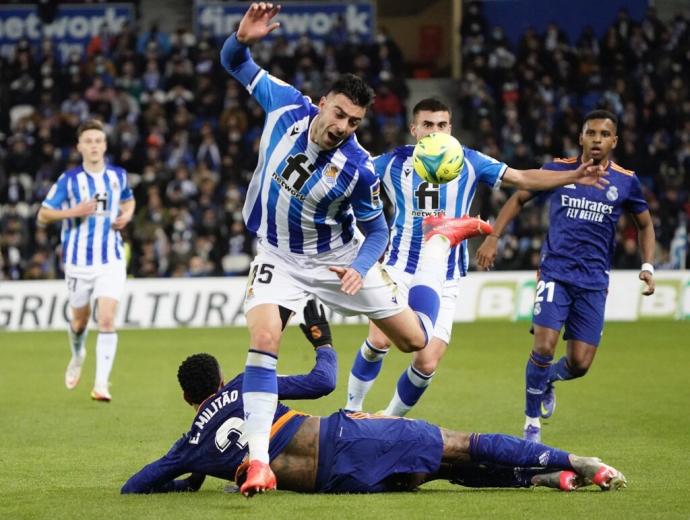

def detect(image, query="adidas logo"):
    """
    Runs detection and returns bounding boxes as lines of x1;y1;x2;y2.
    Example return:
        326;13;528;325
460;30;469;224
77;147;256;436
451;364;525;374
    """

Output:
538;451;550;466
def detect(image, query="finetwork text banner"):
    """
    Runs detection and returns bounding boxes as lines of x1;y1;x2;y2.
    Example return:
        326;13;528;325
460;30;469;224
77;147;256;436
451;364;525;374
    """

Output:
195;1;374;42
0;3;133;61
0;271;688;331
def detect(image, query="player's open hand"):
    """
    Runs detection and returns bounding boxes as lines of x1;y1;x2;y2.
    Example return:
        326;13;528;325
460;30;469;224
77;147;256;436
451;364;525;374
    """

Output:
639;270;655;296
574;159;609;189
329;266;363;296
236;3;281;45
111;213;131;230
299;299;333;348
71;198;97;218
476;235;498;270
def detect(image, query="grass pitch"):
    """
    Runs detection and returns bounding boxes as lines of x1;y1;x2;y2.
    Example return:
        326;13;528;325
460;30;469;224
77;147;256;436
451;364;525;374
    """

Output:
1;322;689;519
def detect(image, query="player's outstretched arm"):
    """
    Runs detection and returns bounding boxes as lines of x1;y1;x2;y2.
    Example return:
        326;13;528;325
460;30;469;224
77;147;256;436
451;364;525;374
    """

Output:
632;209;656;296
502;160;609;191
236;2;281;45
476;190;534;270
277;300;337;399
121;454;203;494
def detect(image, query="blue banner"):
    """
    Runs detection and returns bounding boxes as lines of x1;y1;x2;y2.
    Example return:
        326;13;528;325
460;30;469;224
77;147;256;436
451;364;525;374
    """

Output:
0;3;133;61
195;1;374;43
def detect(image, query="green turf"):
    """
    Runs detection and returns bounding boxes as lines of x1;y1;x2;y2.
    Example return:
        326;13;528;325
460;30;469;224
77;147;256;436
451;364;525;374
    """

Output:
1;322;689;519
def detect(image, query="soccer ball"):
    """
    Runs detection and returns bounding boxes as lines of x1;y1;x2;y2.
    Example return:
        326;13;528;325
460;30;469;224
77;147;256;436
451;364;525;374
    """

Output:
412;132;464;184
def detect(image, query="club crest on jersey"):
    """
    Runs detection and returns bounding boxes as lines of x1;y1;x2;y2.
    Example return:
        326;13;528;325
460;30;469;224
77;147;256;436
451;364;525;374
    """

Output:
324;164;339;186
606;186;618;201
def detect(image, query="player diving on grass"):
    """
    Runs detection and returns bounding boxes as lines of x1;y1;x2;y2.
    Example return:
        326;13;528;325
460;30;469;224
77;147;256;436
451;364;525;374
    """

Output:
218;2;506;496
345;98;612;416
122;300;627;496
476;110;656;442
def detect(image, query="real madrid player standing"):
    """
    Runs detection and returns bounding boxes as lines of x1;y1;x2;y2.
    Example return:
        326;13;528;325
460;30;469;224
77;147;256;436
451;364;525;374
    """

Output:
476;110;656;442
38;119;135;402
218;3;502;496
346;98;612;416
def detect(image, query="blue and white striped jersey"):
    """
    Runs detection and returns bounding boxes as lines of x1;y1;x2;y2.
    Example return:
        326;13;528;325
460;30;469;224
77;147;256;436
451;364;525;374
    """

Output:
379;145;507;279
239;70;382;255
42;165;133;269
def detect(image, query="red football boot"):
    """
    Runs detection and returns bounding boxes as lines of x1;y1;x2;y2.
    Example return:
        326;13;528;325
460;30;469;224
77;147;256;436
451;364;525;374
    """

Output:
238;460;277;497
423;215;493;247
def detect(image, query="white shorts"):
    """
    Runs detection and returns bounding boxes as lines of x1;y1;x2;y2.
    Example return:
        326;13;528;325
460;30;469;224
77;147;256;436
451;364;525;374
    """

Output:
382;264;460;344
64;261;127;309
244;240;404;320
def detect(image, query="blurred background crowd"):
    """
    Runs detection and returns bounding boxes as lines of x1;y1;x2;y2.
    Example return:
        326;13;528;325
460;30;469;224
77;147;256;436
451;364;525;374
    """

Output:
0;2;687;280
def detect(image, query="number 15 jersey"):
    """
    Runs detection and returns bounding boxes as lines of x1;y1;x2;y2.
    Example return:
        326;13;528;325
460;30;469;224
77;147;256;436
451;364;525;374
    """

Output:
239;70;382;256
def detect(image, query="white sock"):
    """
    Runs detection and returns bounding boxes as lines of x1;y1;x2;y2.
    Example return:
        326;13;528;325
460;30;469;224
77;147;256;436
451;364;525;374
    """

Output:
243;391;278;464
95;332;117;387
68;327;88;359
384;365;435;417
243;350;279;464
525;416;541;429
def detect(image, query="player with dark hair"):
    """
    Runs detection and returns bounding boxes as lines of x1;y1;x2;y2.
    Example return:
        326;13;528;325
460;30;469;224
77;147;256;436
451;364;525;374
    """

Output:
38;118;135;402
122;300;626;496
476;109;656;442
346;98;611;416
218;2;499;495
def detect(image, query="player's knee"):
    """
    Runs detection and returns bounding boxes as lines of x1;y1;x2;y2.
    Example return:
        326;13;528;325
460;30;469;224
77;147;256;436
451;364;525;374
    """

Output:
532;340;556;357
98;316;116;332
71;317;88;333
396;333;426;353
367;331;391;350
412;358;437;376
251;329;280;353
568;361;590;378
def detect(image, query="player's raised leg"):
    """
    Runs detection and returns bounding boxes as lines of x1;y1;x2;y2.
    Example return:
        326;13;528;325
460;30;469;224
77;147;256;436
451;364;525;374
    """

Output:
65;302;90;390
91;297;119;402
241;303;282;496
346;322;390;411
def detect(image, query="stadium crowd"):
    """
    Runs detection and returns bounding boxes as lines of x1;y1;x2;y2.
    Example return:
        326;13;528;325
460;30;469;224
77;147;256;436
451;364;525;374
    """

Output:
0;5;687;280
460;5;689;270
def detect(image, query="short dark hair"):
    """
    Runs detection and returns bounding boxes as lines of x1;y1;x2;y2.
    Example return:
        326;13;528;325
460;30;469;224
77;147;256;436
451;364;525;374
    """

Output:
328;74;374;108
76;119;106;139
412;98;451;117
177;353;221;404
583;110;618;131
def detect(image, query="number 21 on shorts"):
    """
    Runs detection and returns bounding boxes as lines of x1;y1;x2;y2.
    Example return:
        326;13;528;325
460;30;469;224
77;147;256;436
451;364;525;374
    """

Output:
535;280;555;303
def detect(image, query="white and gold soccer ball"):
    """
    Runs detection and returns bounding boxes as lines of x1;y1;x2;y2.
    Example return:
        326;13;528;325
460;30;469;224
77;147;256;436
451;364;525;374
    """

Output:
412;132;465;184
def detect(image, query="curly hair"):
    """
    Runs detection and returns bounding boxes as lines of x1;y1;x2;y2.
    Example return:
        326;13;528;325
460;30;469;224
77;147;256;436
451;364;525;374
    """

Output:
328;73;375;108
177;353;221;405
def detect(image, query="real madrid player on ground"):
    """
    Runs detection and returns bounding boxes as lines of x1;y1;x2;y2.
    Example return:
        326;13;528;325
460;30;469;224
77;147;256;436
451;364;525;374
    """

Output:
218;3;500;496
38;119;135;402
122;301;627;495
345;99;612;416
476;110;656;442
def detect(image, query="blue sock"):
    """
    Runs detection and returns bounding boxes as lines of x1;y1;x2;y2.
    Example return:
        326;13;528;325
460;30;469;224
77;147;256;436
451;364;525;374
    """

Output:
408;285;440;345
469;433;572;470
525;351;552;418
393;365;433;408
408;236;447;344
242;349;278;463
548;356;576;382
346;341;388;411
